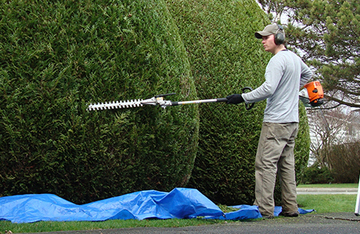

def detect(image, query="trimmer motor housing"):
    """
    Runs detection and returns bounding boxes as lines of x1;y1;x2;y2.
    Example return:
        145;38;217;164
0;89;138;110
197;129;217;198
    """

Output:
299;81;324;107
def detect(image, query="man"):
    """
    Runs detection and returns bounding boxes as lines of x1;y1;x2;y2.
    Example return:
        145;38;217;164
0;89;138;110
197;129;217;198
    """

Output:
226;24;312;219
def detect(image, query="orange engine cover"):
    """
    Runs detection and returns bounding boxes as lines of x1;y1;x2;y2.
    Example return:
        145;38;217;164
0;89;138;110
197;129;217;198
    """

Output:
304;81;324;106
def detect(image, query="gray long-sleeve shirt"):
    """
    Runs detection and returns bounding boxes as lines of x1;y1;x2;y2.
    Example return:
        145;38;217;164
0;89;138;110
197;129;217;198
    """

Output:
242;50;312;123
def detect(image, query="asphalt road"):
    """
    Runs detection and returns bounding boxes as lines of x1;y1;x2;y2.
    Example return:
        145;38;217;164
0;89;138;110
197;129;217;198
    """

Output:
24;213;360;234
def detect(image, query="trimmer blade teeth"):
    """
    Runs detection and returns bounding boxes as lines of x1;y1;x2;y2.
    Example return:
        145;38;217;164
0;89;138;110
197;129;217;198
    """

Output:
87;99;144;111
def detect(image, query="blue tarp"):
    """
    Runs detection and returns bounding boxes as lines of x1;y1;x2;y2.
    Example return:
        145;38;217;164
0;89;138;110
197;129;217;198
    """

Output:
0;188;313;223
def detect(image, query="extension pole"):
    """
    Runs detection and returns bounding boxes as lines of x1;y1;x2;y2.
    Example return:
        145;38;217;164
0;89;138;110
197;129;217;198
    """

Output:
171;98;228;106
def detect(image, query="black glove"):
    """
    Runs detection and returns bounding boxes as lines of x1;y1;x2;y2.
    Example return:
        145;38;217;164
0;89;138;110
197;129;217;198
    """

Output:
226;94;244;104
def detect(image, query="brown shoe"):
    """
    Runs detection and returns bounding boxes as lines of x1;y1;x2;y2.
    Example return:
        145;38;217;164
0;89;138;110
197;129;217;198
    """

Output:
279;212;299;217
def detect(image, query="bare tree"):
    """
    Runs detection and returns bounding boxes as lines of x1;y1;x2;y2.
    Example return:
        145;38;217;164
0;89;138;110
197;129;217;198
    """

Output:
308;105;360;169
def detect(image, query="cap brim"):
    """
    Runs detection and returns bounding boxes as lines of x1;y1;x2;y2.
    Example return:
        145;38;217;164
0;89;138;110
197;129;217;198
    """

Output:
255;31;272;39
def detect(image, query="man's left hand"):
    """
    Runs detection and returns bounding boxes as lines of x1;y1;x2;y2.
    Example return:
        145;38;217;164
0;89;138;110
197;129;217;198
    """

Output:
226;94;244;104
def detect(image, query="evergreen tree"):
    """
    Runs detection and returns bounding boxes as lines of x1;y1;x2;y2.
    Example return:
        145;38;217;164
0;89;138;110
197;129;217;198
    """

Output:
258;0;360;108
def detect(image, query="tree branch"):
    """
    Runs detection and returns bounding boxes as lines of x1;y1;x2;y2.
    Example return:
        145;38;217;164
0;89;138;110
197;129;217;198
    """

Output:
324;94;360;108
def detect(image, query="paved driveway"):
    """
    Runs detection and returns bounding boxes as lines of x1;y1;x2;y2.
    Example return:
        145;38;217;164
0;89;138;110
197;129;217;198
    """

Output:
296;187;358;195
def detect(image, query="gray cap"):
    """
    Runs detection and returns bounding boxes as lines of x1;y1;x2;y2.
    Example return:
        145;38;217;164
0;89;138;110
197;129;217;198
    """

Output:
255;24;282;39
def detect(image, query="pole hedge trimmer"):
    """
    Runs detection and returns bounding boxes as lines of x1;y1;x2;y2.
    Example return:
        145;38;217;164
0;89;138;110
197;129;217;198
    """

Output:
87;87;255;111
87;81;324;111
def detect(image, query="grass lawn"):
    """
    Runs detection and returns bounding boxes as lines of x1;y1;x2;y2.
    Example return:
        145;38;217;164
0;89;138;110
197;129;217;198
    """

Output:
297;194;357;213
296;183;358;213
0;218;226;233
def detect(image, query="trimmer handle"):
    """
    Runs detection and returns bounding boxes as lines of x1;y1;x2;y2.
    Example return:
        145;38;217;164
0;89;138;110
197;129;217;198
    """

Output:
241;87;254;110
216;98;228;102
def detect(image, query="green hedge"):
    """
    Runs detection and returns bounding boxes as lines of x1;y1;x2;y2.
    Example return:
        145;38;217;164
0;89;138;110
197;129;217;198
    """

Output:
0;0;310;205
0;0;199;204
166;0;310;205
301;165;334;184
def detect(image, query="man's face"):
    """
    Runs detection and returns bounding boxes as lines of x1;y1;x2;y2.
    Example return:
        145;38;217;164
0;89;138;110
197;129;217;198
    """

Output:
261;34;276;54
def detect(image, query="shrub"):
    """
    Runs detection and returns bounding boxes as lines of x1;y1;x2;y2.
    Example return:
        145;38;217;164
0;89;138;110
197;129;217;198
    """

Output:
301;164;334;184
328;142;360;183
0;0;198;204
166;0;311;205
294;103;311;182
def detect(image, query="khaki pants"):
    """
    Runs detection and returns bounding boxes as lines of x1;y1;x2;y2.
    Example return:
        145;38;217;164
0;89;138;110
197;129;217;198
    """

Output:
254;122;299;217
